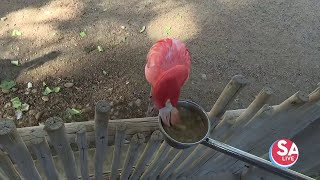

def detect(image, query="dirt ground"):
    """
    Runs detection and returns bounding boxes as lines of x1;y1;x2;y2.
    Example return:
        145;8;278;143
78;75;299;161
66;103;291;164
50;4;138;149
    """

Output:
0;0;319;127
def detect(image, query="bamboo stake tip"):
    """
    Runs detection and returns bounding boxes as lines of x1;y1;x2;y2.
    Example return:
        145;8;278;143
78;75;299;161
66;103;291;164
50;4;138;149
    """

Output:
30;129;45;144
0;119;16;135
117;122;127;132
295;91;309;103
44;116;64;131
95;100;110;113
231;75;249;85
132;133;145;144
151;130;163;141
262;87;274;95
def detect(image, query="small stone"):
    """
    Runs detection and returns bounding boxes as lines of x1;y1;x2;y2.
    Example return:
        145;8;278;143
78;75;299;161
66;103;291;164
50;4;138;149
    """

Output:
24;91;30;95
4;102;11;109
0;17;7;21
114;111;119;116
35;112;44;120
28;110;36;116
64;82;74;88
11;88;18;92
42;96;49;102
126;81;129;85
2;89;10;94
128;102;133;107
108;88;113;92
135;99;141;107
121;26;125;29
109;101;114;106
201;74;207;80
31;89;37;93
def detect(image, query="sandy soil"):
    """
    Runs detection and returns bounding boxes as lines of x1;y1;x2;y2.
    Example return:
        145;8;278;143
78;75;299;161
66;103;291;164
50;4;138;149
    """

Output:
0;0;319;127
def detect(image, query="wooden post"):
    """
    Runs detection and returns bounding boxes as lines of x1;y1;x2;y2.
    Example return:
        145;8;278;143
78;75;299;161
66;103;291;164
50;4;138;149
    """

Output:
160;146;196;180
44;117;77;179
211;87;273;143
30;128;59;180
149;147;180;180
0;149;21;180
75;125;89;180
208;74;249;125
0;119;41;180
94;100;110;180
130;130;163;180
140;141;170;180
110;122;127;180
120;133;145;180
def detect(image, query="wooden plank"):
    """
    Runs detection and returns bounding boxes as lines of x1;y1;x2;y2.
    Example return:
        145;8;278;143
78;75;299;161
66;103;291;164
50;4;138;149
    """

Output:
140;141;170;180
94;100;110;180
149;147;180;180
44;117;78;179
120;133;145;180
0;149;21;180
30;129;59;180
110;122;126;180
76;125;89;180
130;130;163;180
159;146;196;180
0;119;41;180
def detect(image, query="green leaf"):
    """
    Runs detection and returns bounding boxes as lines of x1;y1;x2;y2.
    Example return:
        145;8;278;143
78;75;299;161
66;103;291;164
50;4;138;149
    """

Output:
69;108;81;115
11;60;19;66
80;31;87;37
165;26;171;35
11;97;22;109
97;46;104;52
43;87;53;95
139;26;146;33
53;87;61;93
12;30;22;37
0;80;16;90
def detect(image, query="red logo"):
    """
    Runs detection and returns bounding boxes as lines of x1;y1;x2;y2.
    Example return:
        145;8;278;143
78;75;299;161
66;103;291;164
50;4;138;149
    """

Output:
269;139;299;168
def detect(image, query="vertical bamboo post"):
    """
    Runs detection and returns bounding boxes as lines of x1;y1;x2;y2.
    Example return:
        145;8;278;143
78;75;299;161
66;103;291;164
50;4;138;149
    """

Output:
208;74;249;126
130;130;163;180
44;117;77;179
0;119;41;180
110;122;127;180
75;125;89;180
140;141;170;180
210;87;273;143
0;149;21;180
94;100;110;180
120;133;145;180
30;129;59;180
